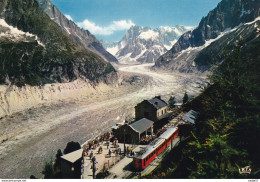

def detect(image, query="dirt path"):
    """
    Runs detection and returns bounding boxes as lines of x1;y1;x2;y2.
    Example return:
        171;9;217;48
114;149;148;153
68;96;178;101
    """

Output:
0;64;207;178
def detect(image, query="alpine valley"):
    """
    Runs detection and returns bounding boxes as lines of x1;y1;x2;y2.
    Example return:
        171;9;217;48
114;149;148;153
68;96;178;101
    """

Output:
0;0;259;180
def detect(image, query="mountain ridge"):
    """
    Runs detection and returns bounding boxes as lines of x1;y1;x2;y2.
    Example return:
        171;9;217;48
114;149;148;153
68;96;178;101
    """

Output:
36;0;118;63
154;0;260;72
0;0;116;86
103;25;192;64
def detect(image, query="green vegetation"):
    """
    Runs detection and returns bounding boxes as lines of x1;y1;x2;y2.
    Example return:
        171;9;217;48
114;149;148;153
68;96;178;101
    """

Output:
63;141;81;155
42;160;54;179
168;96;176;109
182;91;189;104
143;40;260;178
0;0;115;86
54;149;63;173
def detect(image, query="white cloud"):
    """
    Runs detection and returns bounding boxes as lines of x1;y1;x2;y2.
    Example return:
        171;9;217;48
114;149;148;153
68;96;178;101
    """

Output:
65;14;73;21
77;19;135;35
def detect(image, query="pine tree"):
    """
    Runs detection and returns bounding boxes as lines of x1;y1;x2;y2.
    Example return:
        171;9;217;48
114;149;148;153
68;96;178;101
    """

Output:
54;149;63;172
182;91;189;104
42;160;54;179
168;96;176;108
63;141;81;154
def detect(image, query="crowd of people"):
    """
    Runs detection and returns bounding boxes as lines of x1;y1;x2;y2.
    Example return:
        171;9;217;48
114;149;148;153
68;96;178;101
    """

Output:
82;132;113;159
140;135;153;144
155;128;167;137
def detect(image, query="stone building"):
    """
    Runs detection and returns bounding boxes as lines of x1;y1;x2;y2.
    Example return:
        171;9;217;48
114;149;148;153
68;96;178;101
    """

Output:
135;96;168;122
114;118;154;144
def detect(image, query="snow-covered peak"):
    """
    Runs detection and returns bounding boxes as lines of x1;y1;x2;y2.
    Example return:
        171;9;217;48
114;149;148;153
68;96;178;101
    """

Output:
139;30;159;40
102;24;193;64
172;27;184;36
158;26;174;32
157;25;193;34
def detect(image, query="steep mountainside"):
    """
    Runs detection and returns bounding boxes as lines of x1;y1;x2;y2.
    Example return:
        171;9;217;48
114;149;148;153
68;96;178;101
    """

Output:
103;25;192;64
36;0;118;63
154;0;260;72
144;37;260;178
0;0;116;86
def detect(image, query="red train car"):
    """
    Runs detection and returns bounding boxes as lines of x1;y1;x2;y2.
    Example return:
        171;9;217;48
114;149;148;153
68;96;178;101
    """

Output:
133;127;179;171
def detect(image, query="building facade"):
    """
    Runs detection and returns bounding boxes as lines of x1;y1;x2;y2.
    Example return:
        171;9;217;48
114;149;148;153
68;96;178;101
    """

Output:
135;96;168;122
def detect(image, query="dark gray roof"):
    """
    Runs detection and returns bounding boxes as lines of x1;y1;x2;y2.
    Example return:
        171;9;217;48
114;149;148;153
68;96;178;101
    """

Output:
148;97;167;109
130;118;154;133
182;110;200;124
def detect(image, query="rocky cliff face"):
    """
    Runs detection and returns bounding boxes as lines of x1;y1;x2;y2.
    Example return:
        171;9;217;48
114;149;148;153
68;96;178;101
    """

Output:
104;25;192;64
0;0;116;86
36;0;118;63
154;0;260;72
116;26;167;63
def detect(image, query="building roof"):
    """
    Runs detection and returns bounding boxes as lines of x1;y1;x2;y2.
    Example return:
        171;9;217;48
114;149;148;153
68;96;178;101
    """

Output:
159;127;178;139
61;149;83;163
182;110;200;124
130;118;154;134
148;97;167;109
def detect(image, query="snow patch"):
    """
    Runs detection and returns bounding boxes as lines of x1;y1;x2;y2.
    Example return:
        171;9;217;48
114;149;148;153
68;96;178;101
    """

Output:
240;4;251;18
174;25;242;60
64;26;71;34
164;45;172;50
118;53;137;64
74;32;82;41
0;19;45;47
139;30;159;40
184;26;194;30
164;39;177;50
106;45;119;56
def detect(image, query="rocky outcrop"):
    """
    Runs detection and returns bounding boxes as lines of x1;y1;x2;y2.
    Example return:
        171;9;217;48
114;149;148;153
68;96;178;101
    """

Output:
154;0;260;72
36;0;118;63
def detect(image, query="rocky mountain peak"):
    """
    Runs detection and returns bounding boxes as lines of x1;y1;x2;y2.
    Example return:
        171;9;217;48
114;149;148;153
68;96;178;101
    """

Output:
36;0;118;63
103;25;192;64
154;0;260;73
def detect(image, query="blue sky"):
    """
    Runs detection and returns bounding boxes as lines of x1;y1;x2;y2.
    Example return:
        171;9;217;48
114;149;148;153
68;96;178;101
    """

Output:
50;0;222;41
